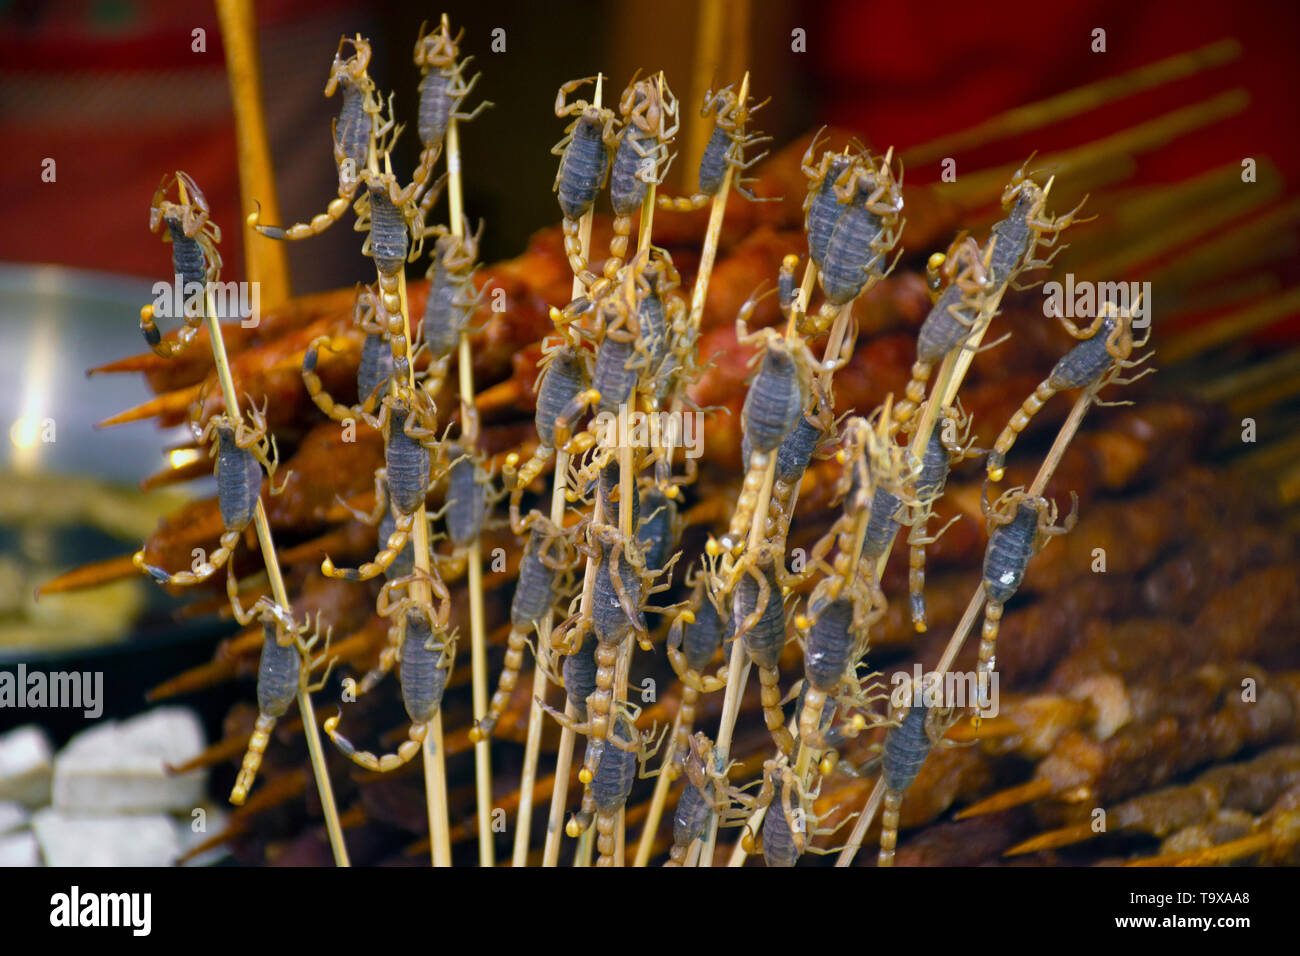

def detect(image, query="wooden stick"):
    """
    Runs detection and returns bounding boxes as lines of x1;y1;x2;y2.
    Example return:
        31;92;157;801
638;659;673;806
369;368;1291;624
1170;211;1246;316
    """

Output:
512;450;569;865
902;39;1240;167
444;72;496;869
939;91;1248;206
833;776;886;867
575;825;595;866
425;710;452;866
1162;285;1300;365
395;267;453;868
540;75;604;868
633;80;743;863
700;454;773;867
685;0;727;190
607;75;671;866
214;0;291;310
542;705;579;867
190;260;347;865
687;73;750;336
368;130;454;867
839;392;1094;867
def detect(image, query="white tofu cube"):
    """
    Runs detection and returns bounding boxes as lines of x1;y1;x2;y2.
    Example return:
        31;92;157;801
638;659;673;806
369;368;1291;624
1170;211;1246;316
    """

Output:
0;830;41;866
33;809;179;867
0;724;54;807
0;800;28;836
53;707;206;814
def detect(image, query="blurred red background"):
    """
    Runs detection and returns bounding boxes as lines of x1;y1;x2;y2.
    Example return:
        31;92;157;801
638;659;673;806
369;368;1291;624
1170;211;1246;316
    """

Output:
2;0;1297;295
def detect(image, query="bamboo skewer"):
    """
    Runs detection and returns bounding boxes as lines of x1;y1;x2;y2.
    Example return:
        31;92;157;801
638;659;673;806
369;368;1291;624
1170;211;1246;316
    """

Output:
166;174;347;865
513;450;569;865
540;75;604;868
611;88;667;865
701;455;773;867
566;512;603;868
790;284;862;784
812;179;1081;869
365;133;453;867
1161;286;1300;365
214;0;290;310
441;75;497;870
902;39;1240;166
835;386;1097;866
397;265;453;868
939;91;1248;207
672;71;770;869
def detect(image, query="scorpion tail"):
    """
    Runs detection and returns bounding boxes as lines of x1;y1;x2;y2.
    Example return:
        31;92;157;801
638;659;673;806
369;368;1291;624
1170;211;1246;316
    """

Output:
469;627;531;743
321;514;413;582
323;713;427;773
229;713;277;806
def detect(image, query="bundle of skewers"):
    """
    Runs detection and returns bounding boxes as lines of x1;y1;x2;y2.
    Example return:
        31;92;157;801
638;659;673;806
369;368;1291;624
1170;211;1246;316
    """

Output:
42;21;1300;867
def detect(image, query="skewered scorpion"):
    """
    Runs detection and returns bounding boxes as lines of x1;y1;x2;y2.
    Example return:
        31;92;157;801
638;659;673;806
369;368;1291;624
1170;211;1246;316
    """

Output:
893;234;998;425
665;732;740;866
567;711;664;864
987;155;1092;287
226;577;334;804
504;335;597;507
324;569;455;772
588;266;657;418
431;442;503;578
637;481;683;576
140;171;223;358
657;83;774;211
800;132;867;272
252;35;388;241
794;573;889;753
816;146;904;315
903;403;981;631
665;561;732;760
301;285;394;425
628;246;687;411
737;756;855;867
607;73;679;272
878;672;962;866
411;17;491;213
470;514;577;742
800;407;911;595
541;519;672;785
987;299;1153;480
978;485;1078;704
420;222;487;404
356;165;428;354
768;381;840;545
320;383;442;582
134;401;286;586
723;290;824;552
727;540;797;754
552;76;619;289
